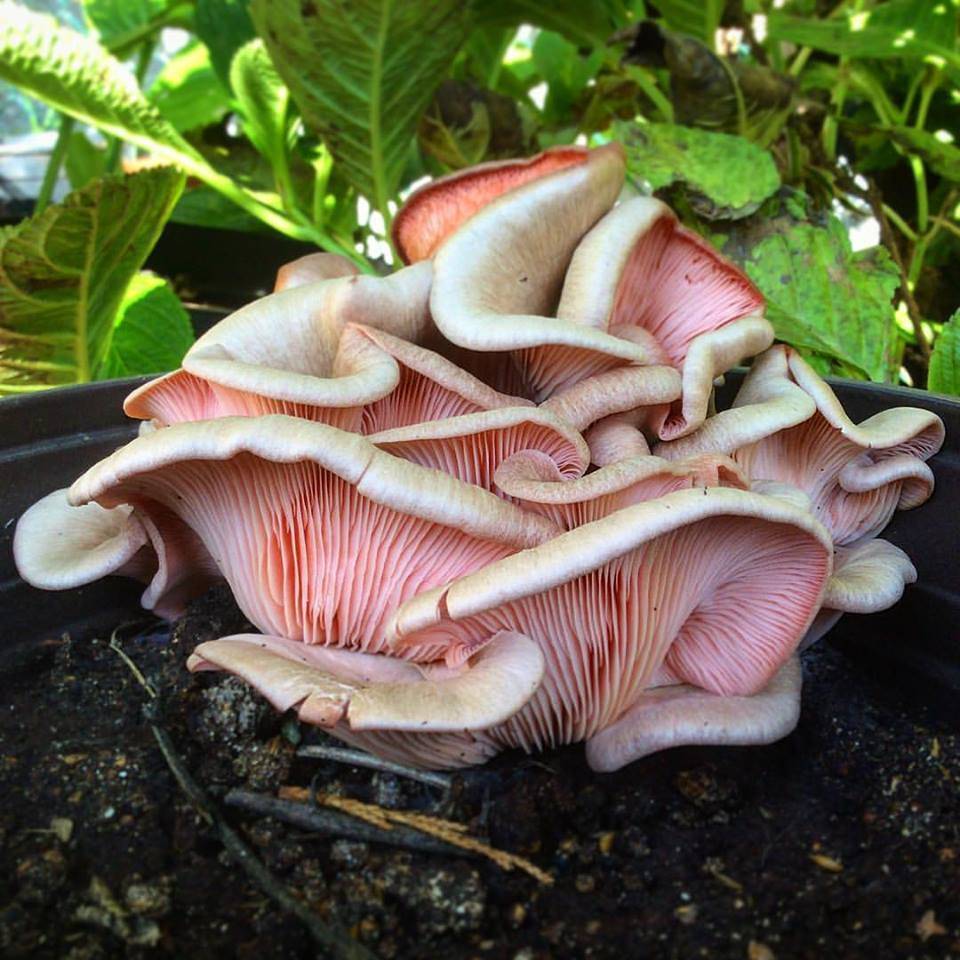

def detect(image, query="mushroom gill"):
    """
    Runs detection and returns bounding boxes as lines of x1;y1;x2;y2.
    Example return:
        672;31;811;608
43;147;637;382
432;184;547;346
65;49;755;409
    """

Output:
557;197;772;439
67;415;558;652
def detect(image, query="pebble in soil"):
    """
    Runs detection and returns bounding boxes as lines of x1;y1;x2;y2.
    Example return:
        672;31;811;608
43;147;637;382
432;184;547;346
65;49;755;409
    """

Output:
0;585;958;959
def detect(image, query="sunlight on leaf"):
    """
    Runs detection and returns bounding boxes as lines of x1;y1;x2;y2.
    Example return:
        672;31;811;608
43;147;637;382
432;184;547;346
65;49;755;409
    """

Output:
742;217;901;382
97;272;194;379
620;122;781;219
149;41;229;133
928;310;960;396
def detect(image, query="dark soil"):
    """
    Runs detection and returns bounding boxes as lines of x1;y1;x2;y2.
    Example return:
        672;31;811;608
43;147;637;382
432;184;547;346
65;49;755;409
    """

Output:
1;586;958;960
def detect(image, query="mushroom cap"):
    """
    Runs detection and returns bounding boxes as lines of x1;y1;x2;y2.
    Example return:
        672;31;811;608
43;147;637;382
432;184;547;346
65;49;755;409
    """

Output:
429;144;649;365
799;538;918;650
273;252;359;291
188;630;544;733
539;363;682;434
558;196;771;439
13;488;218;618
657;345;944;544
392;146;592;264
585;656;802;772
69;415;559;652
654;344;817;461
125;262;433;425
14;489;148;590
386;486;832;754
368;405;591;493
493;449;747;528
822;538;917;614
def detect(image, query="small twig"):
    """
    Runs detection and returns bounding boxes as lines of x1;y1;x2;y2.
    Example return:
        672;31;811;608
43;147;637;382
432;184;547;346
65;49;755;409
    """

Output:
297;744;452;791
226;789;474;858
108;638;372;960
282;787;553;886
865;179;931;362
109;629;157;698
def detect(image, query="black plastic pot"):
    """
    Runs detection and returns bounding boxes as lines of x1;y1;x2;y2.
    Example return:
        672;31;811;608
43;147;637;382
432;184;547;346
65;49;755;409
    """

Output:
2;376;958;702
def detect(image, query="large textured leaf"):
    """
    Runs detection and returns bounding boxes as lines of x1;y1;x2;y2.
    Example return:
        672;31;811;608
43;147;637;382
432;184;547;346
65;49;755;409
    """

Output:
97;272;194;379
929;311;960;396
251;0;471;211
195;0;256;90
0;2;203;170
0;168;184;393
620;122;781;219
229;39;289;168
149;42;230;133
768;0;960;75
654;0;724;45
742;217;901;382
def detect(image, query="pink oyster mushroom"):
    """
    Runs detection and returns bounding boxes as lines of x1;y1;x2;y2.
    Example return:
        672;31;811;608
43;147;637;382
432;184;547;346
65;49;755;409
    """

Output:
189;486;832;770
395;144;767;441
11;145;946;774
125;262;436;429
654;345;945;547
16;408;834;770
15;399;586;619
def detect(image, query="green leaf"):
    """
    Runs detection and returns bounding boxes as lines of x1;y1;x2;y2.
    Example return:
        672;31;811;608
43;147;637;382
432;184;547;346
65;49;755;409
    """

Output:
768;0;960;76
0;3;319;247
0;168;184;394
64;130;107;189
882;126;960;180
654;0;724;45
531;30;603;124
472;0;623;49
251;0;471;214
742;217;901;383
195;0;256;91
229;39;289;167
0;2;202;169
97;272;194;379
83;0;170;45
171;185;265;231
619;122;781;219
928;310;960;396
148;41;230;133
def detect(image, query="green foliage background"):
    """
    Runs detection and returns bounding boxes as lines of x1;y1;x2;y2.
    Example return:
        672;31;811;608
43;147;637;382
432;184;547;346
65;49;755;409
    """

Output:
0;0;958;394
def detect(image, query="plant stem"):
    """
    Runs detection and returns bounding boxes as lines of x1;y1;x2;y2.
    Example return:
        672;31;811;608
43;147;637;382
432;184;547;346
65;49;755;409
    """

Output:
882;204;917;242
311;144;334;228
107;2;193;59
913;69;941;130
909;154;928;234
787;46;812;77
930;216;960;242
35;114;75;214
822;61;848;161
868;180;931;363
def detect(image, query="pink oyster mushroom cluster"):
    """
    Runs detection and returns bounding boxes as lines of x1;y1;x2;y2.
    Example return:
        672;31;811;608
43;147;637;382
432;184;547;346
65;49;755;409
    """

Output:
15;145;945;771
